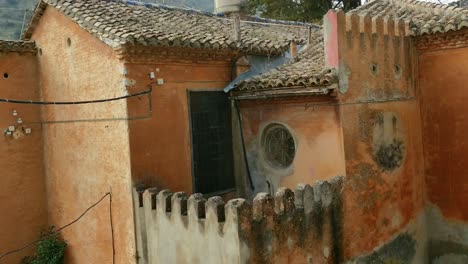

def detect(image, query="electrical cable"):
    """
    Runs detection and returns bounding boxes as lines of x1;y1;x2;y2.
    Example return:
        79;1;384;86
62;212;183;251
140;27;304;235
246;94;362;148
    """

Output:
0;192;114;263
109;190;115;264
230;56;255;191
0;87;152;105
266;180;272;196
235;100;255;191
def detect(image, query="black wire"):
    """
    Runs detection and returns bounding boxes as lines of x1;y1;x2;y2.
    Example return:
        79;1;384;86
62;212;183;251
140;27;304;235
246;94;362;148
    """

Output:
230;56;255;191
109;190;115;264
266;180;272;196
235;100;255;190
0;88;152;105
0;193;114;262
54;193;110;233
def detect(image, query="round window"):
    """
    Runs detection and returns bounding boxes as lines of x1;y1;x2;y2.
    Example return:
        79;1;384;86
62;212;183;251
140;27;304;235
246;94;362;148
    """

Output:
262;124;296;168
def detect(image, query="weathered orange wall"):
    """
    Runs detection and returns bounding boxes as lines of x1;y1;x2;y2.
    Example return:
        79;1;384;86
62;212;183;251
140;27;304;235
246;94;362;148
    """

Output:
239;99;346;194
335;13;426;261
419;46;468;221
340;102;425;260
0;52;48;264
125;60;231;193
31;7;135;264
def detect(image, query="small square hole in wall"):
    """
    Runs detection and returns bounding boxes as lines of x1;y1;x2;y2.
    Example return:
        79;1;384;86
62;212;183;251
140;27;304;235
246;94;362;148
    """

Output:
3;73;9;79
394;64;402;79
370;63;379;76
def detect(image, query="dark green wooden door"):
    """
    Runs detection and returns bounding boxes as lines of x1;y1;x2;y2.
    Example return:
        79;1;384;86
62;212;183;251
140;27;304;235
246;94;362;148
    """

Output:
189;91;235;194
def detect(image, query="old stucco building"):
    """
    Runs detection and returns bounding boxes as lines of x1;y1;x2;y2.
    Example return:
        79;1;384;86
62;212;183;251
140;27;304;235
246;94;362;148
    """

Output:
223;0;468;263
0;0;310;263
1;0;468;263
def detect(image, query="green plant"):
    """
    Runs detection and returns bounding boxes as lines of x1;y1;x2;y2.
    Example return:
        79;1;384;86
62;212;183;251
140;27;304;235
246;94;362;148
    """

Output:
22;227;67;264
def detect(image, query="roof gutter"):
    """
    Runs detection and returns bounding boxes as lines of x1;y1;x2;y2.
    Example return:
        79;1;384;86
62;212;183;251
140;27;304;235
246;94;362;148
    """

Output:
229;84;338;100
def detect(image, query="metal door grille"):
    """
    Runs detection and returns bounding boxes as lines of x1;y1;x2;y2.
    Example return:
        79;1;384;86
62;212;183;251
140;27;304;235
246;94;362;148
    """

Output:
189;91;235;194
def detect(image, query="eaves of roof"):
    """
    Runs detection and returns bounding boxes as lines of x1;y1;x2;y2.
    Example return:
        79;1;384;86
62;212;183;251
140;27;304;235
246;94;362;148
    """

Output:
22;0;316;56
0;40;37;54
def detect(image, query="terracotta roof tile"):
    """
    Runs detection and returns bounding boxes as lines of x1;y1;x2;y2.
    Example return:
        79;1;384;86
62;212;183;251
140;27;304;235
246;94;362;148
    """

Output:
23;0;314;55
233;0;467;95
0;40;37;54
348;0;468;35
233;29;337;93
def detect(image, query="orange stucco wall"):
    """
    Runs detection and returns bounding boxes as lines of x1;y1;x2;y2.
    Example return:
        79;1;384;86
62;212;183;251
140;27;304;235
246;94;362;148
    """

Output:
0;52;48;264
340;101;425;259
125;60;231;193
238;99;346;194
31;7;135;264
335;13;426;260
419;46;468;221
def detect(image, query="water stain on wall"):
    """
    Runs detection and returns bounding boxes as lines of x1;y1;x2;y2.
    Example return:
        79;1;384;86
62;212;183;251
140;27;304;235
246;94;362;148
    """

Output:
351;233;416;264
430;240;468;263
372;112;405;171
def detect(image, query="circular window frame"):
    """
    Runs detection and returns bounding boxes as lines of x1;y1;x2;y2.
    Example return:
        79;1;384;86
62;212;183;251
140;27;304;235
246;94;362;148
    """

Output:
261;123;297;169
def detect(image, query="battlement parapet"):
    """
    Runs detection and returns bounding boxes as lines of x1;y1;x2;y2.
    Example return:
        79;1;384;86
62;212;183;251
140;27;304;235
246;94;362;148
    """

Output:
341;12;412;37
324;10;414;100
133;176;345;264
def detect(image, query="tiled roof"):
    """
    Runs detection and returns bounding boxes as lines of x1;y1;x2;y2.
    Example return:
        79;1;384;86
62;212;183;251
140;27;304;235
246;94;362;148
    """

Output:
232;29;337;94
348;0;468;35
0;40;37;54
23;0;314;55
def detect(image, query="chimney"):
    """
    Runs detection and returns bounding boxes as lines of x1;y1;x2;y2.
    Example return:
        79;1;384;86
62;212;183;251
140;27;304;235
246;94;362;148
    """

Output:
290;41;298;58
231;13;241;43
215;0;247;43
214;0;247;15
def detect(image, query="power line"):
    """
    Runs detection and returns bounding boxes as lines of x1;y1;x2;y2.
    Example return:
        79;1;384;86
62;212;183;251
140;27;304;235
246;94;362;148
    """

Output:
109;189;115;264
0;87;152;105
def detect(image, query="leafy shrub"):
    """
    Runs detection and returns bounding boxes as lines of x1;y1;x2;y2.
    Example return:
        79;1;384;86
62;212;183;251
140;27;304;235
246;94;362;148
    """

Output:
22;227;67;264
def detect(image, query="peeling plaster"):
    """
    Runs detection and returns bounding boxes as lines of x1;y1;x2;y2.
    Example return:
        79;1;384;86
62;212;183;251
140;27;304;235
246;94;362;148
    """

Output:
338;61;350;94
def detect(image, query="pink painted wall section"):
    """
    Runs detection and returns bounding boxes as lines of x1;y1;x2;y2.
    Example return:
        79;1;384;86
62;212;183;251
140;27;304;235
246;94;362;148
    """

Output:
0;52;48;264
323;10;339;69
31;7;136;264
